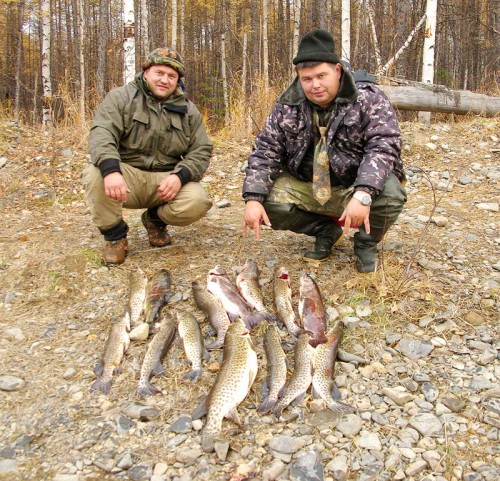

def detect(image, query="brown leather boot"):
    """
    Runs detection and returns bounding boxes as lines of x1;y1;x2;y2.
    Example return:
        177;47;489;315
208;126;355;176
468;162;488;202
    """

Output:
102;238;128;265
141;211;172;247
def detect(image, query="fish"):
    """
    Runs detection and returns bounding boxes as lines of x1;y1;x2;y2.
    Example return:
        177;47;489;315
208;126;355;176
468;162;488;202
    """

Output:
298;273;328;347
207;265;265;330
236;258;279;323
143;269;171;324
273;266;303;337
272;332;315;417
135;314;177;397
192;319;258;452
312;321;355;413
91;311;130;395
192;280;231;350
128;268;148;327
258;324;288;413
177;310;209;381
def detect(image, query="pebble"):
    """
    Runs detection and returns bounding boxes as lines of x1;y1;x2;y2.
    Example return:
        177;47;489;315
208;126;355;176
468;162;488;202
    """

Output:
409;413;443;436
0;375;26;391
335;414;363;437
289;449;324;481
395;339;434;360
476;202;499;212
121;402;160;421
129;322;149;341
269;435;308;454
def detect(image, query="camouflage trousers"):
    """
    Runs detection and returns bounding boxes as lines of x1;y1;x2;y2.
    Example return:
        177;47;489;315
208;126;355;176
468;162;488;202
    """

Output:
266;172;407;230
81;163;212;230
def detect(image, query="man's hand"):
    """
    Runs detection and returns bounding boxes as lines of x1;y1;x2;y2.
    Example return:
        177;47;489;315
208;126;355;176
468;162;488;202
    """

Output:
104;172;130;202
158;174;182;202
242;200;271;240
339;197;371;236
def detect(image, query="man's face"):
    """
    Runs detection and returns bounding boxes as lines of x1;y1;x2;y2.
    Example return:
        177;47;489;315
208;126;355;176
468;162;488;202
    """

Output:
143;64;179;100
298;62;342;108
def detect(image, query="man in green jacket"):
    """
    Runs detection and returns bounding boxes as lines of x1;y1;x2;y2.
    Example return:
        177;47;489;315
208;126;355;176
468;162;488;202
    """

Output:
82;47;213;265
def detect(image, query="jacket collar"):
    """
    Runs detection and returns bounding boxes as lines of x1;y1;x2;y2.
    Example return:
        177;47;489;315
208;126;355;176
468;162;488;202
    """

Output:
133;72;188;113
278;61;358;107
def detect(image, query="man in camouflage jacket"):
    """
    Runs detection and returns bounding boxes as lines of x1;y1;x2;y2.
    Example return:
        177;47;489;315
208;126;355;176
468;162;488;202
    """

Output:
242;29;407;272
82;47;213;265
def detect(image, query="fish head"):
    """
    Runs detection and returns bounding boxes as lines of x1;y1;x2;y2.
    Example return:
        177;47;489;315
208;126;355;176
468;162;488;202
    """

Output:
226;319;251;338
276;266;290;282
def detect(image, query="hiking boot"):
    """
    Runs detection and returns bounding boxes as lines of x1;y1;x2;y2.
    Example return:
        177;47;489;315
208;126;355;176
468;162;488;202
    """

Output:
141;210;172;247
102;238;128;265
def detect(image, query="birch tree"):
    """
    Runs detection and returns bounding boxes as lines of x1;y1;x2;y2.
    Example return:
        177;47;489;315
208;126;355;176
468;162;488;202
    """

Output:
41;0;52;127
221;34;229;124
96;0;109;97
341;0;350;63
418;0;438;125
139;0;149;55
123;0;135;84
171;0;178;49
292;0;301;71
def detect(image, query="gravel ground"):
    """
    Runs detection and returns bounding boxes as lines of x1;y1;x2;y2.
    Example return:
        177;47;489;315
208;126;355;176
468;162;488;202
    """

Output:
0;118;498;481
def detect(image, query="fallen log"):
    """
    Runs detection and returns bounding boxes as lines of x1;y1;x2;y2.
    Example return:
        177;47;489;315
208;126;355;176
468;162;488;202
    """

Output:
354;71;500;117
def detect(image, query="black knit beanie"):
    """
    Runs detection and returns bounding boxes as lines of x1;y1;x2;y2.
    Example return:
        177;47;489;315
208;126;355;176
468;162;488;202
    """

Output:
293;29;341;65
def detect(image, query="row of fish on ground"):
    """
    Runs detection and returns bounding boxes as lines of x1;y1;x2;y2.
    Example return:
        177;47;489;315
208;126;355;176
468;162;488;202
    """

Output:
90;259;356;448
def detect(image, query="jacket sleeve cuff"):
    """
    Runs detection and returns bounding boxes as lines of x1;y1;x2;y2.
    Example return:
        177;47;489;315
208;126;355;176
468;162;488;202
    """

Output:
98;159;121;177
355;185;378;198
243;193;266;203
174;166;192;186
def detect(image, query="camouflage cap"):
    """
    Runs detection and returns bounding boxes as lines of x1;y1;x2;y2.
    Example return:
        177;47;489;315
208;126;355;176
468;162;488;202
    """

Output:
143;47;186;77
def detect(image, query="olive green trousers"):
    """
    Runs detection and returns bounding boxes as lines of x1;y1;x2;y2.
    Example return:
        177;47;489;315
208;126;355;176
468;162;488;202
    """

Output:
81;163;212;230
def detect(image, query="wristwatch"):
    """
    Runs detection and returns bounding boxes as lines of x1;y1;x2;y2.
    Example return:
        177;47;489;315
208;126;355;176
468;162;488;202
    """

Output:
353;190;372;206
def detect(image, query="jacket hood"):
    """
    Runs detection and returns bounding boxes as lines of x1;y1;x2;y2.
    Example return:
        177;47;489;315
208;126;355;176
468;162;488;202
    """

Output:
132;72;188;113
278;61;358;106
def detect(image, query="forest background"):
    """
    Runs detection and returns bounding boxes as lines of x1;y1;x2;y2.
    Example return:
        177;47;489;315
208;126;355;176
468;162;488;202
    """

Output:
0;0;498;136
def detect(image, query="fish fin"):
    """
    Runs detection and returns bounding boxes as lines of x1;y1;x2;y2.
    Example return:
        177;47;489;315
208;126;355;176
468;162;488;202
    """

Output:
205;339;223;350
292;392;306;406
225;407;242;427
243;312;265;330
203;349;211;362
151;362;165;377
328;400;356;414
182;368;203;382
331;383;342;400
90;377;112;395
191;396;208;420
264;312;283;327
312;386;320;399
93;361;104;377
261;379;269;399
257;397;276;414
136;381;161;397
271;403;284;418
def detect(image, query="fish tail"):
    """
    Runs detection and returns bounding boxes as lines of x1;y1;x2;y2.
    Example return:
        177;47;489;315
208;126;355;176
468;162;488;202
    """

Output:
205;339;223;350
182;368;203;382
328;400;356;414
264;311;283;327
243;312;265;330
90;377;112;395
135;380;161;397
93;361;104;377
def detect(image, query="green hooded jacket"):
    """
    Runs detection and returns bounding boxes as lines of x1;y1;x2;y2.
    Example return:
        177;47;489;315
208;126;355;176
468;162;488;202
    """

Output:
89;73;212;183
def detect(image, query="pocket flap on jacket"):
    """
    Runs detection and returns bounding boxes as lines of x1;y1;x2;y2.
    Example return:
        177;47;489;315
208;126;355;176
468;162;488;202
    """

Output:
342;109;360;127
132;111;149;124
171;114;183;130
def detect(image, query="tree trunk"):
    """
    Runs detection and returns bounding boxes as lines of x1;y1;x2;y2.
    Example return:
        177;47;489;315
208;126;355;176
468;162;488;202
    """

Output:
221;34;229;125
171;0;178;49
139;0;149;55
378;78;500;117
14;0;25;117
77;0;85;123
418;0;438;125
123;0;135;84
41;0;52;127
292;0;301;73
262;0;269;92
341;0;350;63
96;0;109;97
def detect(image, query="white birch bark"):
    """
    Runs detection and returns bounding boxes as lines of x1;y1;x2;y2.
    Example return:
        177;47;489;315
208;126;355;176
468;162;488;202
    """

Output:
341;0;351;63
41;0;52;127
179;0;185;52
262;0;269;92
418;0;438;125
221;34;229;125
171;0;178;49
123;0;135;85
378;14;427;76
292;0;301;75
139;0;149;54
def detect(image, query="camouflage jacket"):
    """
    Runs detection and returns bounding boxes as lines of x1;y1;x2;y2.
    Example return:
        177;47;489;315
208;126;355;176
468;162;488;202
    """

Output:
243;66;404;201
89;73;212;183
